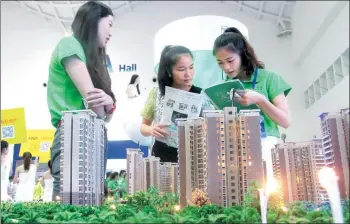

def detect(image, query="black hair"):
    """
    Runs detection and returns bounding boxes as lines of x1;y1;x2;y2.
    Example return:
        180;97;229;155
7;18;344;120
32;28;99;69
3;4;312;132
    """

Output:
213;27;265;78
157;45;193;96
1;140;8;154
109;171;119;180
106;171;112;178
129;74;140;95
22;152;32;171
119;169;126;177
71;1;116;103
48;160;52;175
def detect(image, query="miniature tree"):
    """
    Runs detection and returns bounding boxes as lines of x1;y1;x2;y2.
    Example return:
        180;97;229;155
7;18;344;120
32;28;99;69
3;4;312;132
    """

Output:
191;188;210;207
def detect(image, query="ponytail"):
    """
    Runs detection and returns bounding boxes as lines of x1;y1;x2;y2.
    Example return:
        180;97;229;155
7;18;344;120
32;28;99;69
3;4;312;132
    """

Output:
22;152;32;171
48;160;52;175
214;27;264;78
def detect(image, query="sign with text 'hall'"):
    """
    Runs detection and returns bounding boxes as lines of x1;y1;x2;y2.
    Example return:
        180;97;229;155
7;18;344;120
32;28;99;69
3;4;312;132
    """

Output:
1;107;27;144
119;64;137;72
20;129;55;163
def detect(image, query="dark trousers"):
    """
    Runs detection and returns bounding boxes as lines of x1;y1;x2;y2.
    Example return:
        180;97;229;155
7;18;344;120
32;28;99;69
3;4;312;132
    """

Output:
152;140;178;163
51;125;108;201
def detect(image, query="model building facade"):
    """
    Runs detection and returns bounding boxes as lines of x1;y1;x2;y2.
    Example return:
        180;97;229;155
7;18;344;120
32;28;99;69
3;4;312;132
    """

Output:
159;162;179;194
126;148;144;195
319;108;349;199
60;110;105;206
177;118;207;209
272;140;328;205
204;108;264;207
143;156;160;191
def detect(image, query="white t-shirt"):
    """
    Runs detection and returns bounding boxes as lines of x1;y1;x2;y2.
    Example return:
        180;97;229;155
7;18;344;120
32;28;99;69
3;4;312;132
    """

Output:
126;84;139;98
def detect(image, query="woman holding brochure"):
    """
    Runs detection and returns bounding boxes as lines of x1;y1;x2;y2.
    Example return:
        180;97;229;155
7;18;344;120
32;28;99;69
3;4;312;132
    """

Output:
140;45;211;163
213;27;292;182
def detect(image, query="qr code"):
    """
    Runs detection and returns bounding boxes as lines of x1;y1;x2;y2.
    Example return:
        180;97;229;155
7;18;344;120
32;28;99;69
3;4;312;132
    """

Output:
1;125;15;139
40;142;51;152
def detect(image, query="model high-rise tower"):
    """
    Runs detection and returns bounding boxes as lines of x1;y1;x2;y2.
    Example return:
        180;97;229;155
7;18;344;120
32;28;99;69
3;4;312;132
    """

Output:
159;162;179;194
319;108;350;199
204;108;264;207
143;156;160;191
126;148;144;195
272;139;329;205
60;110;105;206
177;118;207;209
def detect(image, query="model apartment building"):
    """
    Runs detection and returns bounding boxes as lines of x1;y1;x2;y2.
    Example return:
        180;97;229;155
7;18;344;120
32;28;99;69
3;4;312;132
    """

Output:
272;139;328;206
126;148;144;195
159;162;179;195
126;150;179;195
60;110;105;206
176;107;264;208
177;118;207;209
143;156;160;191
204;108;264;207
319;108;350;199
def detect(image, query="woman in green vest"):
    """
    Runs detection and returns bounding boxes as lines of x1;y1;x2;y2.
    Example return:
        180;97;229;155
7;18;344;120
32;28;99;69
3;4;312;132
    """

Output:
117;170;127;199
47;1;117;201
107;172;119;199
213;27;292;182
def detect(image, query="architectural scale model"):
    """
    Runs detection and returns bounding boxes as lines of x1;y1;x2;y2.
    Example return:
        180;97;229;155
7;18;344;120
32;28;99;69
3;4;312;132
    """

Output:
143;156;160;191
272;108;350;204
60;110;105;206
126;148;144;195
177;107;264;208
177;118;208;209
159;163;179;195
126;149;179;195
319;108;349;199
272;139;328;206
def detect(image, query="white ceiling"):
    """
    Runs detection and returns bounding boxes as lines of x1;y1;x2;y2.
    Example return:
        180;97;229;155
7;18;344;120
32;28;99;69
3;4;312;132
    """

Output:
14;1;295;36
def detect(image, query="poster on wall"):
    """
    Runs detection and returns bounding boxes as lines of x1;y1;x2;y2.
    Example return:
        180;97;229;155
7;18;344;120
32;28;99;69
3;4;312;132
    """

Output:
0;107;27;144
19;129;55;163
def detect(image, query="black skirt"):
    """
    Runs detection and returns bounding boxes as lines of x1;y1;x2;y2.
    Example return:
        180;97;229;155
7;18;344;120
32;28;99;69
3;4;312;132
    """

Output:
151;140;178;163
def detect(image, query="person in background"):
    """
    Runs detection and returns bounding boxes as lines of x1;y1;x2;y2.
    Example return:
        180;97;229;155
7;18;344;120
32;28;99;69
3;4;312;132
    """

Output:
41;160;54;202
107;172;119;199
7;176;17;200
140;45;212;163
1;140;11;201
104;171;112;197
33;177;44;201
13;152;39;202
46;1;117;201
105;171;112;187
117;170;127;199
126;74;141;98
213;27;292;182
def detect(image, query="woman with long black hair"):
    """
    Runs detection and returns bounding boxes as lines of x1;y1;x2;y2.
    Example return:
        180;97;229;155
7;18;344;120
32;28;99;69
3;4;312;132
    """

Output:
140;45;213;162
47;1;117;200
126;74;141;98
213;27;292;182
13;152;38;202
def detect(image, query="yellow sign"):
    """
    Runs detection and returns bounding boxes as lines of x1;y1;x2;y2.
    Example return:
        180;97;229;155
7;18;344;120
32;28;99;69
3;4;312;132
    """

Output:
20;130;56;163
1;107;27;144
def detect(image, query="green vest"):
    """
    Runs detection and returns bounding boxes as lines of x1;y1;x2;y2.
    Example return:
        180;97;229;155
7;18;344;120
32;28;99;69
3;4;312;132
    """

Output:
226;68;292;138
47;36;87;127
